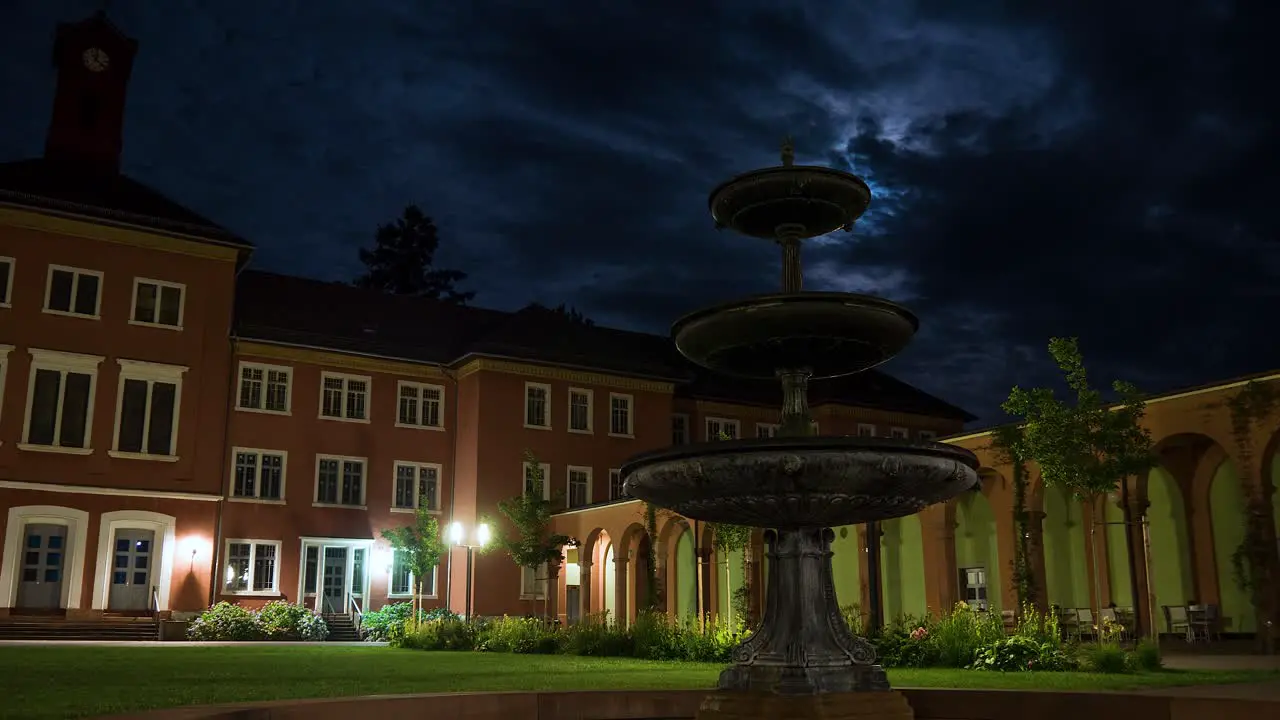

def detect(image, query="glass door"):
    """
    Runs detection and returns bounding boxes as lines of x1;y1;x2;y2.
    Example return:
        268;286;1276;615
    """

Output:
321;547;348;614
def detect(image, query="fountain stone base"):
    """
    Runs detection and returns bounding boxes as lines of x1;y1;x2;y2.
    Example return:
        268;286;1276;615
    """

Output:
698;689;914;720
716;527;889;695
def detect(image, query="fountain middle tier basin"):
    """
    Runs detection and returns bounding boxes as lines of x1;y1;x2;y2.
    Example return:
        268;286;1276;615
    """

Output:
621;436;979;528
672;292;919;379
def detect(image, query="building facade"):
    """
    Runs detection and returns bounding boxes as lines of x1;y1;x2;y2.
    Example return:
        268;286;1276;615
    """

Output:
0;12;971;624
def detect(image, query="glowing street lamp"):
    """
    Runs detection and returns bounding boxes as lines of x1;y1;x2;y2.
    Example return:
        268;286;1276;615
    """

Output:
447;521;490;621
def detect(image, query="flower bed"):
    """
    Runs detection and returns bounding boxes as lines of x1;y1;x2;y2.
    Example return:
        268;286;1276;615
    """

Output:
187;601;330;641
384;601;1164;674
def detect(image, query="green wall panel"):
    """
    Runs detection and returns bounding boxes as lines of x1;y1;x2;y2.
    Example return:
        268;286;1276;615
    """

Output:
1210;460;1253;633
1147;467;1193;628
832;525;862;610
881;514;927;621
954;492;1002;611
675;529;698;620
1043;485;1091;608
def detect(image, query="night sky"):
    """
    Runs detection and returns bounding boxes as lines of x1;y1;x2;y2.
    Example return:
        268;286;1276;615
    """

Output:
3;1;1277;425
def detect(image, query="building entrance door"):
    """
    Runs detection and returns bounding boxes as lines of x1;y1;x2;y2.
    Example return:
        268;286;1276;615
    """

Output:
16;524;67;610
321;547;348;613
109;529;155;611
566;586;581;624
960;566;989;611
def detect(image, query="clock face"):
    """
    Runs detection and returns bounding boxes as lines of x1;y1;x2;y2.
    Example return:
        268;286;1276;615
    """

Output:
82;47;109;73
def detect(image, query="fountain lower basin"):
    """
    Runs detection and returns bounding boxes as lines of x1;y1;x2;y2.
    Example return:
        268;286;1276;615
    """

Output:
621;436;980;528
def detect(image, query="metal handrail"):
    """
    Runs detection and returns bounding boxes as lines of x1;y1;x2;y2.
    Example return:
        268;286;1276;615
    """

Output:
346;590;364;638
150;586;162;641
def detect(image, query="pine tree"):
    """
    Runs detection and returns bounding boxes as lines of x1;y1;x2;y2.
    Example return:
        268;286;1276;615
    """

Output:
354;204;475;304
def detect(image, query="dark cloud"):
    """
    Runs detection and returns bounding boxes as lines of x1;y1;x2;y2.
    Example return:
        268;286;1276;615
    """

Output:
2;0;1277;423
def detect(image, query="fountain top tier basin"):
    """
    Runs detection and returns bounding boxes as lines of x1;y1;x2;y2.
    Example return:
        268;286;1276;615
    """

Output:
709;165;871;239
672;292;919;379
621;436;979;528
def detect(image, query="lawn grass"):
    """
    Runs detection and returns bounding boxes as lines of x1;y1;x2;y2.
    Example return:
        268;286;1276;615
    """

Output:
1;645;1276;720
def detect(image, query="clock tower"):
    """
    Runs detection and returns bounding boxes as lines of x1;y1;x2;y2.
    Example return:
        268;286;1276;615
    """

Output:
43;11;139;174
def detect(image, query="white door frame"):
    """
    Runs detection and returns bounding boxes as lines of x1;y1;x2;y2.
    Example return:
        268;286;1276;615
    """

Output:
92;510;176;611
296;537;373;613
0;505;89;610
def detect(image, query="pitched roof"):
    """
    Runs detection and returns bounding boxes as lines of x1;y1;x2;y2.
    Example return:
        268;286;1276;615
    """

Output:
234;270;975;421
0;158;252;250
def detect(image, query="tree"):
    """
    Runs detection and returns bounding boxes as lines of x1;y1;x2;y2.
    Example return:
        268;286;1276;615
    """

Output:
380;506;447;627
354;204;475;303
522;301;595;326
988;424;1036;609
495;450;571;618
708;522;752;628
1002;337;1157;635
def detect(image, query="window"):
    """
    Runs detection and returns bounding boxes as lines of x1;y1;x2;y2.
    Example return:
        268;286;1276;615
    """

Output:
609;393;633;437
390;549;438;597
524;382;551;428
919;430;938;441
756;423;780;438
43;265;102;318
223;540;280;594
671;414;689;445
857;423;876;437
20;348;103;453
609;468;626;500
236;362;291;414
111;359;185;460
319;372;370;421
315;455;366;507
705;417;739;441
521;563;546;599
567;466;592;508
523;460;551;500
130;278;184;328
396;381;444;429
889;427;909;440
392;462;441;512
231;448;286;501
568;388;593;433
0;256;13;307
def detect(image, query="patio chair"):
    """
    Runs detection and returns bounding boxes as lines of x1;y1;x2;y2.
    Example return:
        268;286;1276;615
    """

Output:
1099;608;1119;640
1162;605;1191;642
1076;608;1096;639
1189;604;1220;642
1057;607;1081;640
1001;609;1017;636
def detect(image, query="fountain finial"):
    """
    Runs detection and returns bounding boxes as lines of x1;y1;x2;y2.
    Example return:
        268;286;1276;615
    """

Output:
780;136;795;167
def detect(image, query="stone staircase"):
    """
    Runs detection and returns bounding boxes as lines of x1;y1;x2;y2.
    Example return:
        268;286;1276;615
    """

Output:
0;616;159;641
322;613;362;642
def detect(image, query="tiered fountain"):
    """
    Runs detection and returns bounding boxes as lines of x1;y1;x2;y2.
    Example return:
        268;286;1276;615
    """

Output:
620;139;980;720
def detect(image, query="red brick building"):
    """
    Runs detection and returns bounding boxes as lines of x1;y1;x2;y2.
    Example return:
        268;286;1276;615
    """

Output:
0;12;971;626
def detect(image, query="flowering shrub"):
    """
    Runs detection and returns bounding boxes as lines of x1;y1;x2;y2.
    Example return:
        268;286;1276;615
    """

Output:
909;626;929;641
186;601;328;641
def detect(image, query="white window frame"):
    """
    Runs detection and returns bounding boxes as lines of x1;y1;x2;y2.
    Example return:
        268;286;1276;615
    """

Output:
889;427;909;439
0;345;12;431
671;413;689;445
388;548;439;598
524;381;552;429
523;460;552;500
566;465;593;508
109;359;187;462
608;468;625;501
318;372;371;423
228;447;288;503
756;423;780;438
129;277;186;330
520;563;547;600
919;430;938;441
567;387;593;434
705;417;740;441
0;256;14;308
19;348;104;455
390;460;443;513
857;423;877;437
313;453;368;508
608;392;634;438
235;361;293;415
222;539;282;596
395;380;445;430
43;264;103;320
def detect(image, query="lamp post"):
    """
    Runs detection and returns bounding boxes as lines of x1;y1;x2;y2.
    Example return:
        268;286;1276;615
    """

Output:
448;521;491;622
